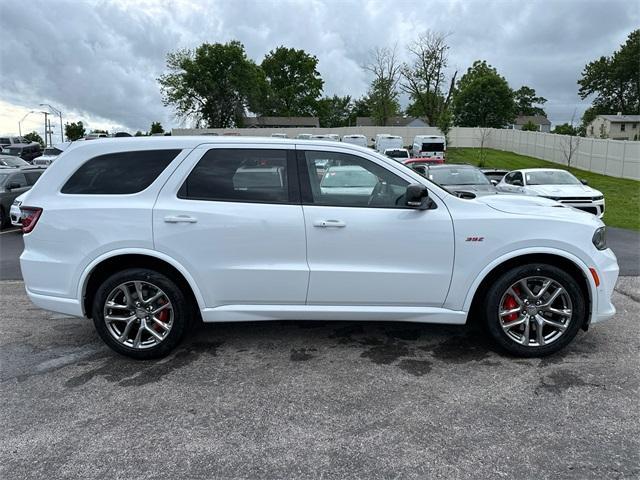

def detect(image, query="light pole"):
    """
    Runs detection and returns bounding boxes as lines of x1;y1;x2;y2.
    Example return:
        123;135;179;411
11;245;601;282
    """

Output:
18;111;36;137
40;103;64;142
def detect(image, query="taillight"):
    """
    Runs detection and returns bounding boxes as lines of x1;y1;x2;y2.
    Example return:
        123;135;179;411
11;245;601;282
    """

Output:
20;207;42;234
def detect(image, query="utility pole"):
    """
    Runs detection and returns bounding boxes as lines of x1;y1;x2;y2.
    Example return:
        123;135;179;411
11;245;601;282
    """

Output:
40;103;64;142
42;111;49;147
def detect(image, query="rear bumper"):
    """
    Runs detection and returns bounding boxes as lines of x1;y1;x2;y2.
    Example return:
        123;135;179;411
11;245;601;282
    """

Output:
25;287;83;317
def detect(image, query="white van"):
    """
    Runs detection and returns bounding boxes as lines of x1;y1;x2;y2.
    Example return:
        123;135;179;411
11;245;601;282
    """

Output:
310;134;338;142
412;135;446;160
375;134;403;154
271;133;287;139
296;133;313;140
341;134;368;148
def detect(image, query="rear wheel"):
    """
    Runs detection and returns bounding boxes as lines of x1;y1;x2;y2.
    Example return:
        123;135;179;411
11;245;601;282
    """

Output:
484;264;586;357
92;268;190;359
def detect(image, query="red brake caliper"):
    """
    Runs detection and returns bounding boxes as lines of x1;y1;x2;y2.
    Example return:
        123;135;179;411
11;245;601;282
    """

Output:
153;299;168;332
503;287;520;322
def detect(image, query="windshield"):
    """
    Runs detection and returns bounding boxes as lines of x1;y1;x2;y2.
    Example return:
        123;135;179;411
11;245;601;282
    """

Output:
0;173;9;184
526;170;581;185
0;156;28;167
428;167;491;186
385;150;409;159
321;167;378;188
421;142;444;152
4;148;20;156
43;148;63;156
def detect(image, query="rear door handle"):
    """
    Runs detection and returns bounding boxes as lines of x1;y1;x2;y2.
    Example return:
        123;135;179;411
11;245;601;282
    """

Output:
164;215;198;224
313;219;346;228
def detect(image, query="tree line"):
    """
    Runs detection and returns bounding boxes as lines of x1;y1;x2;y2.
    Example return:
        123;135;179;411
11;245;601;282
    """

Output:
158;29;638;137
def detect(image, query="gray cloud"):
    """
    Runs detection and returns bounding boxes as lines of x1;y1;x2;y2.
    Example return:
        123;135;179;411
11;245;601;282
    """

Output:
0;0;637;131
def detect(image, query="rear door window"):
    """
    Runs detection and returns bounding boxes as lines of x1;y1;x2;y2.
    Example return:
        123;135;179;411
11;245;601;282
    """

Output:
178;149;291;203
61;149;181;194
24;171;43;185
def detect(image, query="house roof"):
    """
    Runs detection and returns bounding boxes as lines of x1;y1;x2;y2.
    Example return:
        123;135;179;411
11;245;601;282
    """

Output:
356;116;429;127
243;116;319;127
599;115;640;123
514;115;551;126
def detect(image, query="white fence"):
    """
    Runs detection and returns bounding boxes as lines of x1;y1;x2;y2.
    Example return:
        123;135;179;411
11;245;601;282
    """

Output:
173;126;640;180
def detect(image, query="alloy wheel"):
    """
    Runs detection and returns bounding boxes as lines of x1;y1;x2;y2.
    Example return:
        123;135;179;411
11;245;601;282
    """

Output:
103;280;174;349
498;276;573;347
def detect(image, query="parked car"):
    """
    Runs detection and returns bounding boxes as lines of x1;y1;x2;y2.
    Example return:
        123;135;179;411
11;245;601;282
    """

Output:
424;164;498;197
375;134;403;154
0;167;44;227
412;135;446;161
10;191;27;226
270;133;288;138
85;133;108;140
320;165;379;195
295;133;313;140
20;137;618;359
2;142;42;163
32;142;70;167
481;168;510;185
496;169;605;217
384;148;411;161
310;134;337;141
0;154;30;168
0;135;30;148
341;134;368;148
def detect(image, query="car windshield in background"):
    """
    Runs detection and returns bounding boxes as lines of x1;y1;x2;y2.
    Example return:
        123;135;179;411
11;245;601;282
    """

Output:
526;170;581;185
4;148;20;156
429;168;491;186
0;156;29;167
386;150;409;159
43;148;63;156
422;142;444;152
0;173;9;184
321;167;378;188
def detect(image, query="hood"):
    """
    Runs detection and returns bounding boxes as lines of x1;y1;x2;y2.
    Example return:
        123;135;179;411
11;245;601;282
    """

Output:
524;184;601;198
475;194;601;224
447;183;497;197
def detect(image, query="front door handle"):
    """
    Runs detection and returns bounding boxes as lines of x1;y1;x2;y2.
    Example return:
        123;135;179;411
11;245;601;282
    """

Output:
164;215;198;224
313;219;346;228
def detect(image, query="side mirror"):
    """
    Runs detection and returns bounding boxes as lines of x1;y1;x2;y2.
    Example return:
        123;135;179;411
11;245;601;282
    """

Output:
405;184;433;210
7;182;21;190
580;179;588;185
512;179;523;186
490;179;498;186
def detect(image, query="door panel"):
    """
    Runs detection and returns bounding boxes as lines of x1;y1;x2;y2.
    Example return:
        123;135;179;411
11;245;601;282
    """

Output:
299;147;455;307
153;145;308;307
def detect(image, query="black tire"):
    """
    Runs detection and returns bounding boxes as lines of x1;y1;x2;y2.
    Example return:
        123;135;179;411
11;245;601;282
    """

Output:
92;268;190;359
484;263;586;357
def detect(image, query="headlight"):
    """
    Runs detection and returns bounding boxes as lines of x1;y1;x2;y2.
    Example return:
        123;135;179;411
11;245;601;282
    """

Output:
592;226;607;250
592;195;604;201
542;196;560;201
12;199;22;206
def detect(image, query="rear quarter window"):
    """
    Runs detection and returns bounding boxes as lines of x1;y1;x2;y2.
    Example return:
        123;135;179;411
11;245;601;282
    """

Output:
61;149;180;194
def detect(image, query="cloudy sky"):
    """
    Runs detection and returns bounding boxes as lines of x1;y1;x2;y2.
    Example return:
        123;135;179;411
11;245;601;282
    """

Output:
0;0;637;141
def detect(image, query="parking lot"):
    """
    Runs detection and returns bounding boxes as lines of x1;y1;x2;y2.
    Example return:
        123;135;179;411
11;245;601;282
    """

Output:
1;227;639;479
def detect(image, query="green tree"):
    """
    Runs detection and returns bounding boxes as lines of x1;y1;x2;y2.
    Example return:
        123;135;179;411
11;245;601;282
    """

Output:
401;31;457;125
158;41;264;128
520;120;539;131
514;86;547;116
23;131;45;147
364;47;402;126
64;121;86;141
149;122;164;134
260;46;324;116
315;95;352;127
436;109;453;144
92;129;108;134
578;29;639;133
452;60;515;128
134;130;144;137
552;123;578;136
347;95;372;125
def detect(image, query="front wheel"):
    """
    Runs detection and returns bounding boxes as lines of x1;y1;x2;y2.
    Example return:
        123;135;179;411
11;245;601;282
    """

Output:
92;268;190;359
484;264;586;357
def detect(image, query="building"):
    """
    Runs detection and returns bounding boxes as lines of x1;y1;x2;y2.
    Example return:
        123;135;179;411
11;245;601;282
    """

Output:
510;115;551;133
242;116;319;128
586;114;640;141
356;116;430;127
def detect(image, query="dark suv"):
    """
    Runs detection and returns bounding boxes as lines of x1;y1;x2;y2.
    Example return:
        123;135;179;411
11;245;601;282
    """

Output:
2;143;43;163
0;167;44;227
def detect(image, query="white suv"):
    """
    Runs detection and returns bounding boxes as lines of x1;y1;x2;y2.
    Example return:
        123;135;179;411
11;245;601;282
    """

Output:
20;137;619;359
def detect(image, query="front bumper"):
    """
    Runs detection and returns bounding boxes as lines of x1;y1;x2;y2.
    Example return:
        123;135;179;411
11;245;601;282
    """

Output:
556;198;606;218
590;247;619;324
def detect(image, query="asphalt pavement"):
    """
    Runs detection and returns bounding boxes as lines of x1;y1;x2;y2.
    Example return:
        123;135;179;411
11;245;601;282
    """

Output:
1;226;638;280
1;277;638;479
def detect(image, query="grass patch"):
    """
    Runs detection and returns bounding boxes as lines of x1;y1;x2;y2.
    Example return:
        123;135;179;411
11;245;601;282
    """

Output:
447;148;640;231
